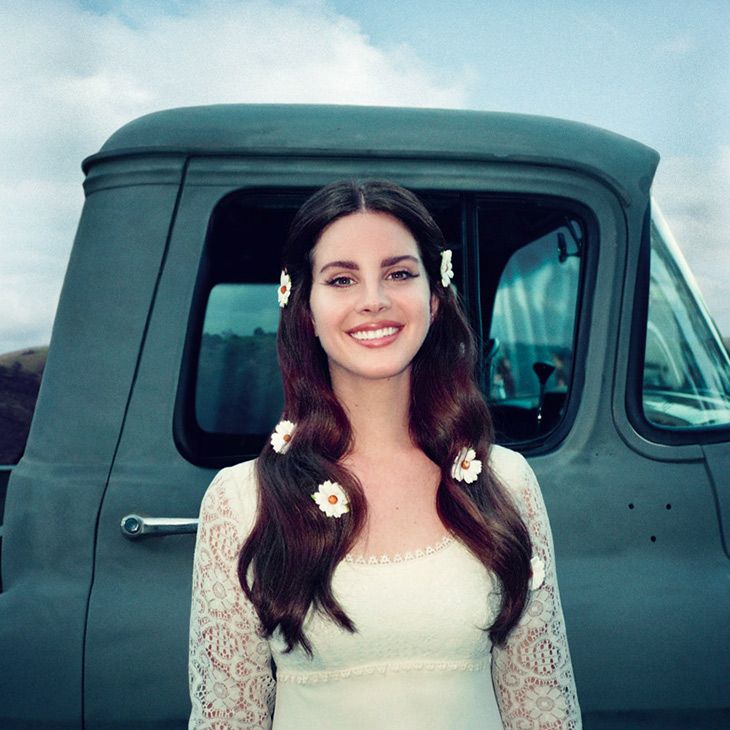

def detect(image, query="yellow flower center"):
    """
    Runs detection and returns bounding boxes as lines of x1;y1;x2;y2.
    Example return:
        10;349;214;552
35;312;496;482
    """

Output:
283;433;291;442
280;285;287;293
327;494;339;505
461;459;470;470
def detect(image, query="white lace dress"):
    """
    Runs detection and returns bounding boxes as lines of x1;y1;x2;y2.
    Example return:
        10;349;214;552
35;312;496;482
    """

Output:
189;445;581;729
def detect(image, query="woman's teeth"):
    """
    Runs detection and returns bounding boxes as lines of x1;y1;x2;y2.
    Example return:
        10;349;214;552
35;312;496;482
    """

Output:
350;327;399;341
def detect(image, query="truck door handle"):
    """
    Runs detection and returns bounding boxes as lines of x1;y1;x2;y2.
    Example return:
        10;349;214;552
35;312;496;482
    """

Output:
120;514;199;539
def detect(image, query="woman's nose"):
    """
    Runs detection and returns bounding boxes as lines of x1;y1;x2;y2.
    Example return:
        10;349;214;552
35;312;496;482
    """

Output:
356;278;390;313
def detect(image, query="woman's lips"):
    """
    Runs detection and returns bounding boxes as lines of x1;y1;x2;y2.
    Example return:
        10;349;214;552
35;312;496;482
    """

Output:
350;326;399;341
347;322;403;346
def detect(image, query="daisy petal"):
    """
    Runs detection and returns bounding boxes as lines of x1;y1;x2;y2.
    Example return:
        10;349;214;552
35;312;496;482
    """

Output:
529;556;545;590
270;420;296;454
278;270;292;308
311;480;350;518
451;446;482;483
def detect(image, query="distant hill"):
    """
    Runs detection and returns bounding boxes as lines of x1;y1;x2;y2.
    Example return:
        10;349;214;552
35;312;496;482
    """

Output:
0;346;48;465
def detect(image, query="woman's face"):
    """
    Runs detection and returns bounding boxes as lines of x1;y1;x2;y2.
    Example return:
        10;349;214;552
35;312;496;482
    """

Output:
309;211;437;388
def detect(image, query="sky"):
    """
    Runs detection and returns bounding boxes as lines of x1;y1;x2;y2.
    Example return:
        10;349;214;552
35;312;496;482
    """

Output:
1;0;728;354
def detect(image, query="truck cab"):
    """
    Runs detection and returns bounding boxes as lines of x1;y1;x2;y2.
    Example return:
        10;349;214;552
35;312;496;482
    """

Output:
1;105;729;728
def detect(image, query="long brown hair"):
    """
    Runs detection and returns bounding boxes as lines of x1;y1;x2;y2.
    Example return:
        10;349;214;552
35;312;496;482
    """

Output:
238;180;532;654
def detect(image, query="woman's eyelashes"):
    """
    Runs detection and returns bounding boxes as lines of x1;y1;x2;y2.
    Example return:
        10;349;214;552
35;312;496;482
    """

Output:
325;274;356;287
324;269;419;287
388;269;419;281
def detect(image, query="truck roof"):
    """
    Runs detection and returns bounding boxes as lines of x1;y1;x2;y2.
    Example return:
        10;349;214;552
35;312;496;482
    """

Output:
84;104;659;204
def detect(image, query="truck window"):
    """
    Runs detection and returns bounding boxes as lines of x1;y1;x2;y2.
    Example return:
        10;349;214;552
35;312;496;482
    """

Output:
179;191;587;464
642;207;730;429
485;213;582;443
196;284;283;435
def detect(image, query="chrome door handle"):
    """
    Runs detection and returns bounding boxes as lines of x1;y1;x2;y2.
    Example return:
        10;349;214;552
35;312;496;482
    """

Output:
120;514;199;540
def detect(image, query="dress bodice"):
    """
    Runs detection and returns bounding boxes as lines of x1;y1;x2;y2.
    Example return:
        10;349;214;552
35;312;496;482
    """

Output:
273;536;495;684
189;446;582;729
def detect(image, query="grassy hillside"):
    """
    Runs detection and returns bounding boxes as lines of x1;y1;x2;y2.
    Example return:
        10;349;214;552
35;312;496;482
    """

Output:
0;346;48;464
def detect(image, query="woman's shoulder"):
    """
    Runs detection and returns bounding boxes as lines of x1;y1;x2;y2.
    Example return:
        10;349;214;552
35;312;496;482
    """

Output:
198;458;259;534
488;444;533;485
488;444;544;509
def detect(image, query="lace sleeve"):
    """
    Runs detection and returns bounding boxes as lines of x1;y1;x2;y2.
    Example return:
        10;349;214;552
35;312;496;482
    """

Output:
491;453;582;729
189;467;276;729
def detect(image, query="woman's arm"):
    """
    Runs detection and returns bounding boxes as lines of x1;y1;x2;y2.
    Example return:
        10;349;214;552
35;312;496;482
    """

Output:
189;468;276;729
491;452;582;729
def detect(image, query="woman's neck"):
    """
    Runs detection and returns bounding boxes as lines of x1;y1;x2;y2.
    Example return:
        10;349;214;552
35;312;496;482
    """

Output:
331;370;413;457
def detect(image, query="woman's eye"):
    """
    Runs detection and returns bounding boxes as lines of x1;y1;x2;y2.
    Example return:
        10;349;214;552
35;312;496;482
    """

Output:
389;269;417;281
327;275;355;287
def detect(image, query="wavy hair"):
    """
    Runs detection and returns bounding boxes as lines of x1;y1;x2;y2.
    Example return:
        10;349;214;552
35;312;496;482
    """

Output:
238;180;532;654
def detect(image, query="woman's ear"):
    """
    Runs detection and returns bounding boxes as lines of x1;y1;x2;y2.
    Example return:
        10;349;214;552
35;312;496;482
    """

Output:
430;292;439;322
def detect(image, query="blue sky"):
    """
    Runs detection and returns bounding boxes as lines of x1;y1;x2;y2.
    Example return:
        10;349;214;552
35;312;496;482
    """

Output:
330;0;729;156
1;0;728;353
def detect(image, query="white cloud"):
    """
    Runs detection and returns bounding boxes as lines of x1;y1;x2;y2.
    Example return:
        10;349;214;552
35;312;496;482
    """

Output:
652;146;730;335
0;0;468;354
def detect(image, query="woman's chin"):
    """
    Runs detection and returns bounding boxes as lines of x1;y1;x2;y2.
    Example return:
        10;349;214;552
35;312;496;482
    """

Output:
329;361;412;385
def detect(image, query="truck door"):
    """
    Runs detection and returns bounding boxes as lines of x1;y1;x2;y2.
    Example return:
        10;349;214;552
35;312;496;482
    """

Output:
0;169;184;728
591;202;730;727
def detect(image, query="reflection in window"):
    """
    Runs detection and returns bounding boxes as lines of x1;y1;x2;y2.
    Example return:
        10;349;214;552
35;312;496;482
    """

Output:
196;284;283;434
485;214;582;443
642;208;730;428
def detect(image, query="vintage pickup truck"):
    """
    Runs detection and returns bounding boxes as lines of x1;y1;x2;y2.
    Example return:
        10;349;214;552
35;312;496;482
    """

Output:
1;105;729;728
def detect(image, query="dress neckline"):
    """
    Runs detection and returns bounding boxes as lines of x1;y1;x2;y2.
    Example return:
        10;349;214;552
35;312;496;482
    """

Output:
344;534;455;565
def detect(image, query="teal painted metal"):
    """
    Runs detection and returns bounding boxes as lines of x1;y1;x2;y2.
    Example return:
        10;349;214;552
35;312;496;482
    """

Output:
85;104;658;204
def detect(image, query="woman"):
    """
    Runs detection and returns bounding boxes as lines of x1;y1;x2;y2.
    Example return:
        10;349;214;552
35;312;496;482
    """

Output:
189;180;581;729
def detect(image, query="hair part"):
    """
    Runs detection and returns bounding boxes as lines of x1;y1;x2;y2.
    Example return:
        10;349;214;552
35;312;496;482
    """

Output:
239;179;532;654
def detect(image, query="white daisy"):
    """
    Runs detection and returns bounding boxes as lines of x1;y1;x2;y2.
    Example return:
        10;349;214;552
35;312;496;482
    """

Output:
278;270;292;307
440;249;454;288
451;446;482;484
311;480;350;518
529;555;545;591
270;420;296;454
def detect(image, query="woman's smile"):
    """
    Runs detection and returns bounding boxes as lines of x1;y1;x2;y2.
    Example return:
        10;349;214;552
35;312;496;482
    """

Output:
347;321;403;346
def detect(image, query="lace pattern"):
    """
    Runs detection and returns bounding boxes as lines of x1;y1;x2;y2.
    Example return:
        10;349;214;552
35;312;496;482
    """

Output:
188;467;275;729
277;657;489;684
344;534;454;564
491;450;582;729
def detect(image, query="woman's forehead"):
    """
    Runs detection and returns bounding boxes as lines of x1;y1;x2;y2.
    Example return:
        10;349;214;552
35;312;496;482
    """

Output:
311;210;421;265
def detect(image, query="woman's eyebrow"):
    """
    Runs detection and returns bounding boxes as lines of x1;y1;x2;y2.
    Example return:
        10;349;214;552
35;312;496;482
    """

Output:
319;259;357;275
318;254;420;275
381;255;419;267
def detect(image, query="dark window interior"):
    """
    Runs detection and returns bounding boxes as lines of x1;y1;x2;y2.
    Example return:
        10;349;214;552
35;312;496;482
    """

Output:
479;201;583;443
175;189;587;466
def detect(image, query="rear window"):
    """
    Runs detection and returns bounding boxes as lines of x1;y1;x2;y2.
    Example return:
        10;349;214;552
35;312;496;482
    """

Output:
176;190;589;465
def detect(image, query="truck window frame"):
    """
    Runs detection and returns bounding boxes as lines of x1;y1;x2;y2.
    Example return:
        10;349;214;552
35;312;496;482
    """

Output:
625;203;730;446
173;187;596;467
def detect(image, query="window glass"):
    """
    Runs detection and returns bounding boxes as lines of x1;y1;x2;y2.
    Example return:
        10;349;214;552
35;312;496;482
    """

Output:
196;284;282;434
480;203;583;443
642;209;730;428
